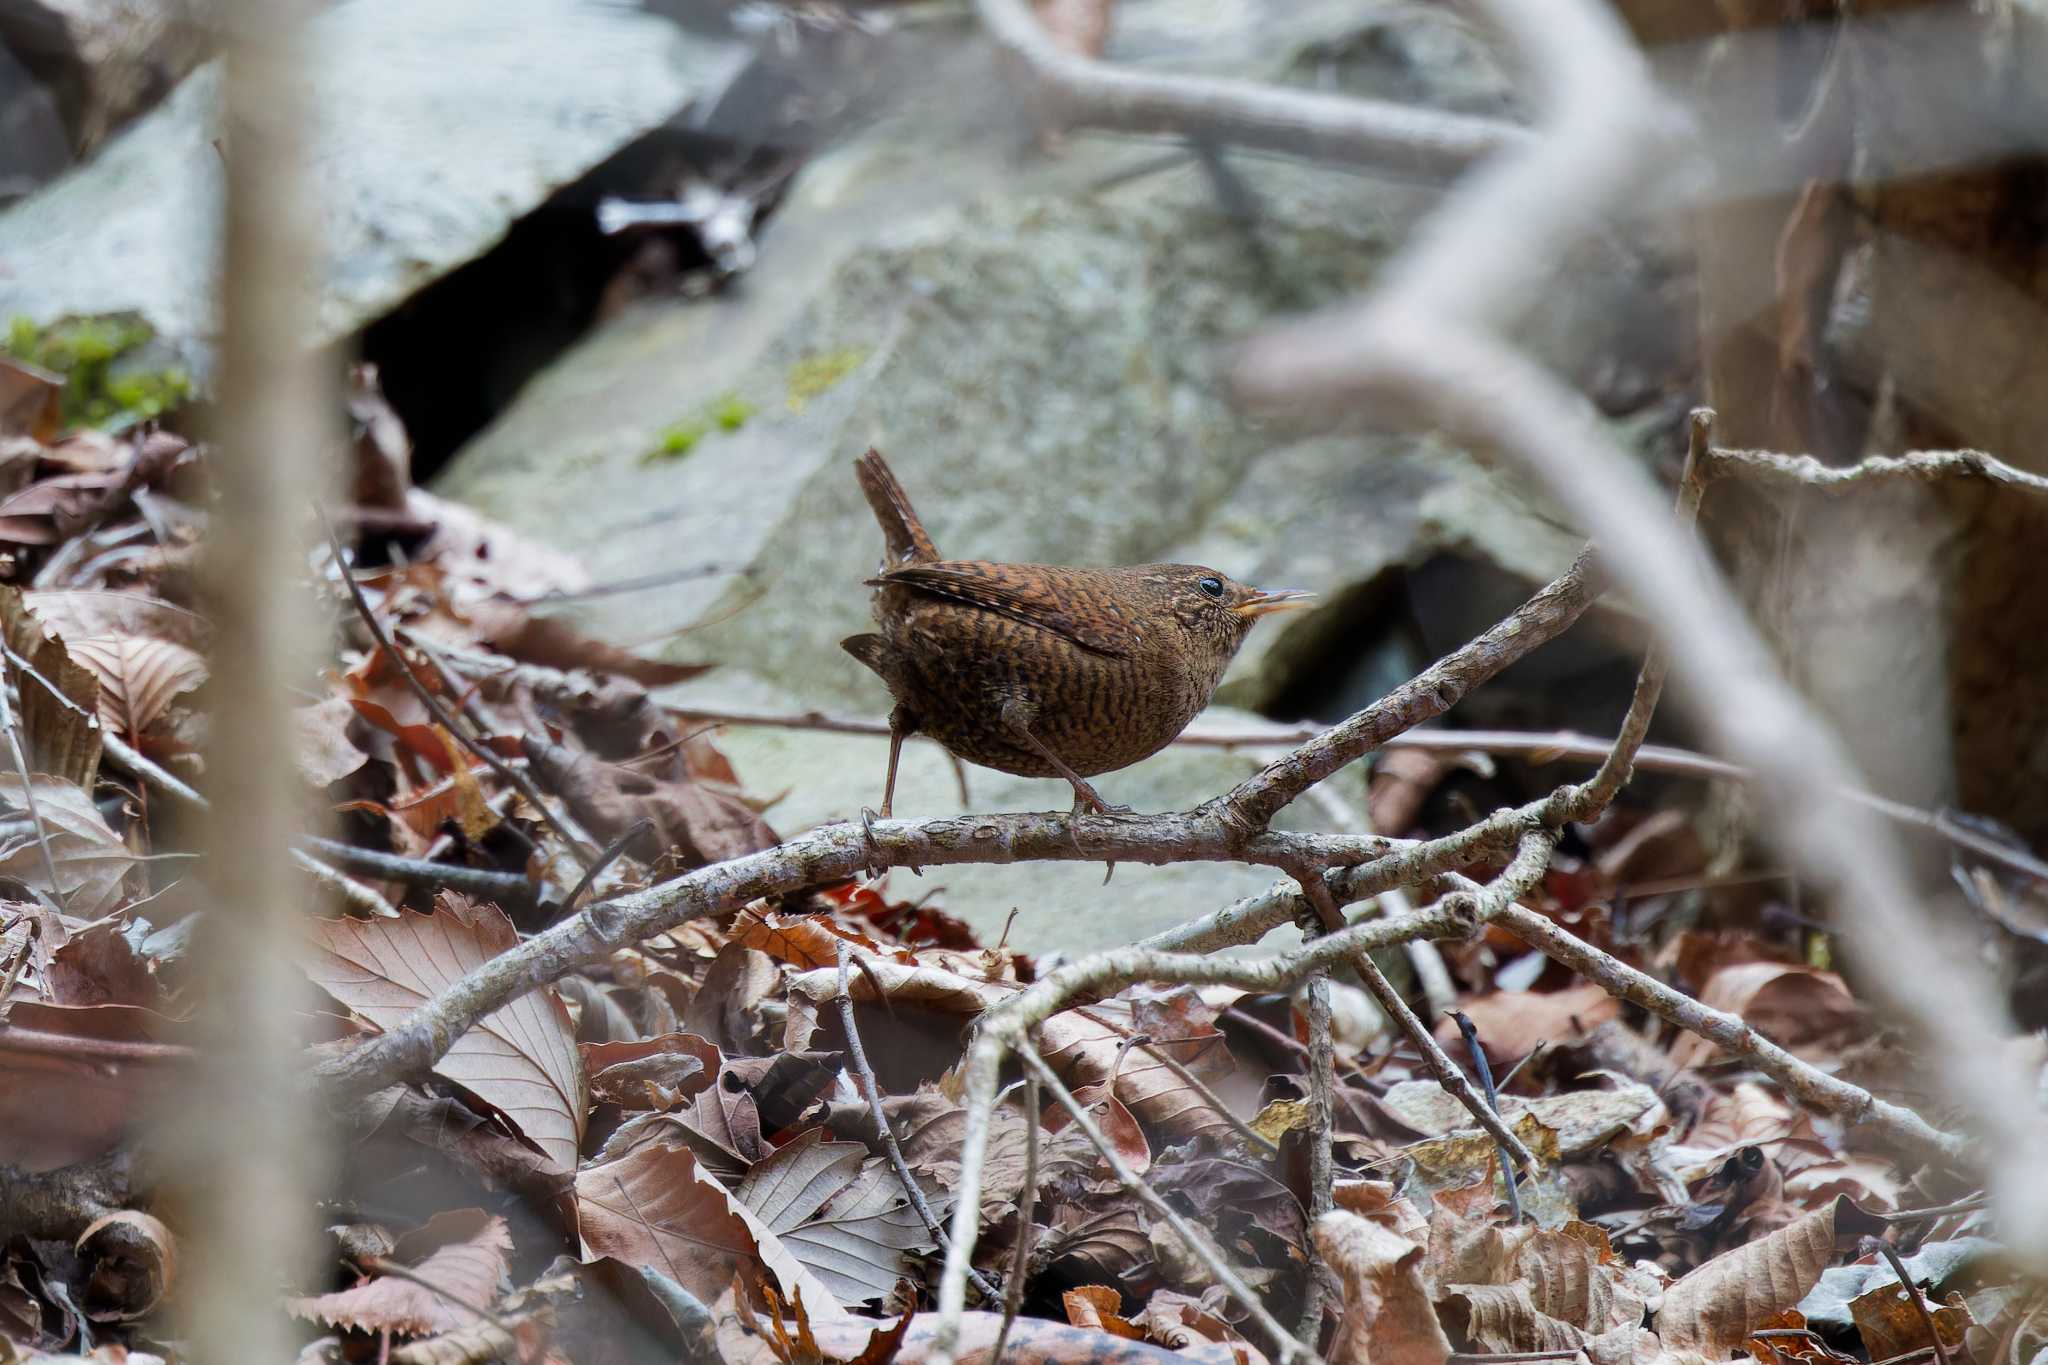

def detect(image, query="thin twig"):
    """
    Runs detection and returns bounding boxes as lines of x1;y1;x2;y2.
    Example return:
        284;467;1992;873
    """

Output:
1216;548;1599;835
291;849;399;919
554;819;650;921
1447;1009;1521;1223
1314;857;1544;1180
1880;1195;1988;1223
101;730;401;916
1703;444;2048;498
988;1066;1040;1365
834;941;999;1302
0;649;66;901
1860;1236;1954;1365
1016;1042;1321;1365
317;511;596;870
294;835;540;906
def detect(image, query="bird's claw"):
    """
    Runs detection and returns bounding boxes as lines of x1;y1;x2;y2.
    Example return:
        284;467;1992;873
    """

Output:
858;806;884;879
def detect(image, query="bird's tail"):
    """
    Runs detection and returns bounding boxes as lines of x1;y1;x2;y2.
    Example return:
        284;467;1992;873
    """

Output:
854;448;940;566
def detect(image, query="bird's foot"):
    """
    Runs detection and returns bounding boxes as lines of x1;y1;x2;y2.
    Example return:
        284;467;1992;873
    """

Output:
858;806;884;879
860;807;921;878
1067;784;1133;818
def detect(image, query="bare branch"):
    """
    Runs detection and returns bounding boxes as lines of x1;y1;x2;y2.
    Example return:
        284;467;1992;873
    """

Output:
176;0;333;1356
1234;0;2046;1244
1217;547;1599;834
970;0;1526;180
1704;444;2048;497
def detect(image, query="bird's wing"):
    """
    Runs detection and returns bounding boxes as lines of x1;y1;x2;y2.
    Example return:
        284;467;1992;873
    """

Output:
872;561;1136;658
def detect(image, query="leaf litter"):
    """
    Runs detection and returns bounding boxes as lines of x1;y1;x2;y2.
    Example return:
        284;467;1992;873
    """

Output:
0;374;2037;1365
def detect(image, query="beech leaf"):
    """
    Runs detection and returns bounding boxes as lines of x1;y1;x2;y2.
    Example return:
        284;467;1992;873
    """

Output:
306;895;586;1172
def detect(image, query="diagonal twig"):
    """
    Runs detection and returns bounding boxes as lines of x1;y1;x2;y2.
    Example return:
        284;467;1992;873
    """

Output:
834;941;999;1303
317;510;596;870
1015;1041;1322;1365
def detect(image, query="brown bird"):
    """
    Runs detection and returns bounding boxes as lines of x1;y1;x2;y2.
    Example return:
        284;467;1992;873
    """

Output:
841;449;1311;816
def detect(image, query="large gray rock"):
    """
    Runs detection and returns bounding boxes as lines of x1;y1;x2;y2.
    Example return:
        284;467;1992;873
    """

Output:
432;0;1653;948
0;0;741;353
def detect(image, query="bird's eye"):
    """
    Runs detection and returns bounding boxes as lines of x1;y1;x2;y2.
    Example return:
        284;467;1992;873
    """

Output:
1197;576;1225;599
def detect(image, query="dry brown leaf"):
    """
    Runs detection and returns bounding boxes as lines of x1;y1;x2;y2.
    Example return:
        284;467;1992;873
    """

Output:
463;600;715;687
0;1000;186;1169
1381;1081;1658;1157
734;910;913;972
25;589;209;651
577;1136;850;1324
0;774;134;916
584;1032;719;1111
1848;1280;1972;1361
1332;1181;1430;1246
1440;1283;1589;1353
74;1209;176;1323
1064;1284;1146;1340
63;634;206;741
526;736;776;869
1667;964;1867;1071
1657;1199;1838;1355
1434;983;1622;1060
0;584;100;787
1686;1081;1801;1153
1316;1210;1452;1365
1138;1289;1270;1364
46;918;157;1009
1250;1099;1313;1145
759;1151;943;1308
306;895;586;1172
0;355;62;442
293;694;370;786
290;1211;512;1338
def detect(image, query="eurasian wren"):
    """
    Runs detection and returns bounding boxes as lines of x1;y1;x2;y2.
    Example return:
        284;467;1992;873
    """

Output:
841;448;1311;815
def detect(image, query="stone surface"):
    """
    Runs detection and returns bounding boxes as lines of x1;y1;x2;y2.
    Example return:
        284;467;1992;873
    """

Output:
0;0;742;354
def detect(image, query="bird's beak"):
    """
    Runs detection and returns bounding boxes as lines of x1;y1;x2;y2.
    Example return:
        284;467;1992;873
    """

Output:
1232;587;1316;618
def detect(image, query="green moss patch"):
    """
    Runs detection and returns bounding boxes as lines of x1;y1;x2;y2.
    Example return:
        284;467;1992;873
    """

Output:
643;391;759;463
4;314;191;431
785;347;868;413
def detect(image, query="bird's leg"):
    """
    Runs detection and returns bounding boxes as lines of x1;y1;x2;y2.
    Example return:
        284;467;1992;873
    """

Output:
1000;696;1133;816
879;704;917;818
860;706;921;878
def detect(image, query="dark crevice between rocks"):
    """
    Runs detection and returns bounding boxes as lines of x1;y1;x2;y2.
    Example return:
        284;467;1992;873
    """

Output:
358;128;779;483
358;8;902;482
1258;551;1689;795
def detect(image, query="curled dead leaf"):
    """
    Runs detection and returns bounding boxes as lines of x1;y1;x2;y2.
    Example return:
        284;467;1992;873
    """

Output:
75;1209;176;1322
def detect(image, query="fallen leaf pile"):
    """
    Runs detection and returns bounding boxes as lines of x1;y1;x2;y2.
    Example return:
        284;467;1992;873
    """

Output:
0;372;2041;1365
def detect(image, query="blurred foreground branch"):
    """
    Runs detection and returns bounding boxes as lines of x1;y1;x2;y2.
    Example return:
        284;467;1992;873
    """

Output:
174;0;332;1358
971;0;1526;178
1231;0;2048;1256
